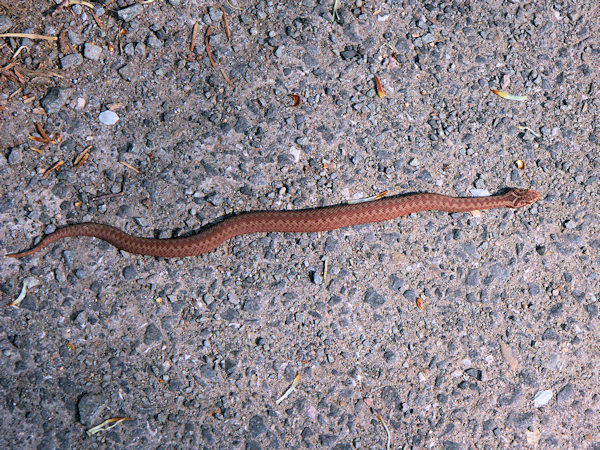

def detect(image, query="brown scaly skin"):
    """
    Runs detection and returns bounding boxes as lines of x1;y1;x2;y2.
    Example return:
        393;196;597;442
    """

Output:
6;188;539;259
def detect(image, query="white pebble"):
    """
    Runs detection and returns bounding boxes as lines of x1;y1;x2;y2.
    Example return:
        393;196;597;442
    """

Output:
289;145;301;163
470;188;491;197
533;389;553;408
98;110;119;125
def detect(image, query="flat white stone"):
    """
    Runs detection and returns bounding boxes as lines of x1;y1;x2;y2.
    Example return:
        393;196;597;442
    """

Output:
470;188;491;197
98;110;119;125
533;389;553;408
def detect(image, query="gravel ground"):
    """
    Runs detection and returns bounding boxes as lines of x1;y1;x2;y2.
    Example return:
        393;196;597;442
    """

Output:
1;0;599;448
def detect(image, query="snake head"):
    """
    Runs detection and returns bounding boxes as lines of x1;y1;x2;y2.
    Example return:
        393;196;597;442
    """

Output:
507;188;540;208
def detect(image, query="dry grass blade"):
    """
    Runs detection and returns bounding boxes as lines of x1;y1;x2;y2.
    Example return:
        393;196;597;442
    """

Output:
490;89;528;101
375;411;391;450
219;67;234;86
35;122;50;140
9;278;40;307
516;125;540;138
0;33;58;42
225;0;242;10
331;0;340;22
12;68;25;83
29;136;51;144
70;0;94;7
190;20;199;52
52;0;69;15
118;161;140;173
74;145;92;169
275;373;301;405
18;66;64;79
12;46;29;59
87;417;131;436
374;75;386;98
364;398;392;450
219;4;231;43
42;160;64;178
347;190;387;205
91;10;104;29
92;192;123;202
9;87;22;99
0;61;16;71
205;25;217;69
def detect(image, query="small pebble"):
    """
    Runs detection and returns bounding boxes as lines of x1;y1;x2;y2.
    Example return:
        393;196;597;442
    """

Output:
533;389;553;407
470;189;491;197
117;4;143;22
60;53;83;69
122;265;138;280
99;110;119;125
0;15;13;33
41;87;72;114
83;43;102;61
144;323;162;345
77;394;106;426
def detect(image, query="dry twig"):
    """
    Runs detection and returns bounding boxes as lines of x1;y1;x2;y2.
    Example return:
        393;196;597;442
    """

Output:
0;33;57;42
205;25;217;69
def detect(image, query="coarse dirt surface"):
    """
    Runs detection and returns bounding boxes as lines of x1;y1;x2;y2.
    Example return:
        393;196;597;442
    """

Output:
0;0;599;448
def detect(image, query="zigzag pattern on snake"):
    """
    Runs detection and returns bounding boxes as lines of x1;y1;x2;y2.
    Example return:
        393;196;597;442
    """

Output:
6;188;539;259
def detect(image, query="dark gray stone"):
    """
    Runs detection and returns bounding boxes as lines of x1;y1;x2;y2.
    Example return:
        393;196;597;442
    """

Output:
242;298;262;313
488;263;509;284
389;275;404;292
465;268;479;286
585;303;598;319
380;385;401;409
556;384;574;405
83;43;102;61
201;424;214;443
122;265;138;280
144;323;162;345
234;115;252;133
0;15;12;33
508;412;534;430
147;33;163;48
248;415;267;436
60;53;83;69
403;289;416;302
499;388;522;406
7;146;22;165
319;434;337;446
340;48;357;60
78;394;106;426
465;368;482;380
364;288;386;309
324;237;338;252
200;364;216;380
528;283;541;296
301;427;313;440
117;4;143;21
0;195;13;213
542;328;559;340
41;87;72;114
118;63;138;82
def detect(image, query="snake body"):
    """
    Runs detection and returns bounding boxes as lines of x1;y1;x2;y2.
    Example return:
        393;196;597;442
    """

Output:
7;188;539;259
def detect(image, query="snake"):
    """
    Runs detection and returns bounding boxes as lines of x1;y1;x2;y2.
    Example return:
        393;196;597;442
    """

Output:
6;188;539;259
